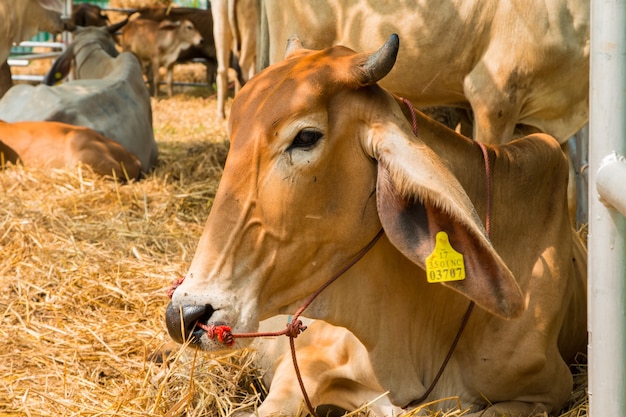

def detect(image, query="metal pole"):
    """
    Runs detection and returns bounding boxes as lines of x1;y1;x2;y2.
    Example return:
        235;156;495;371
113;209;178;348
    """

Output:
63;0;73;45
588;0;626;416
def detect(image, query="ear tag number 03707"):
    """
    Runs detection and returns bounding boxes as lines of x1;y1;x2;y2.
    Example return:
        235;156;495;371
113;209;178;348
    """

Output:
425;231;466;283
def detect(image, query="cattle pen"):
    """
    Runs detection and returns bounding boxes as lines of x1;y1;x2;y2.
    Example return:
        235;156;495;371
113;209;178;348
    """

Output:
1;1;625;417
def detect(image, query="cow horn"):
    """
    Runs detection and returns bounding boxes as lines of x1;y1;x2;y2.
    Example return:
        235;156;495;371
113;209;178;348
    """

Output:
106;14;132;34
285;35;304;58
360;34;399;85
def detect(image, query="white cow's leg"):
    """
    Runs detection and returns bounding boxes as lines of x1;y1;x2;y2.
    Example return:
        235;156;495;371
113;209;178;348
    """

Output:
211;0;233;120
236;0;257;86
152;59;161;98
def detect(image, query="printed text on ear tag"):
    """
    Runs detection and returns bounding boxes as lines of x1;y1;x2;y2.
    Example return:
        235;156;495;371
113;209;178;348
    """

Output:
425;231;466;283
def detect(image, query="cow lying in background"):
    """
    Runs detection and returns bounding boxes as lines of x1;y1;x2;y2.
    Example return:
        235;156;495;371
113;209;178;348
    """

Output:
165;36;587;416
121;18;203;97
0;120;141;180
0;21;158;172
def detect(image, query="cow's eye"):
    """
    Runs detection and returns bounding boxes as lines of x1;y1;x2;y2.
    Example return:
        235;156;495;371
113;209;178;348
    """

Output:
287;129;323;151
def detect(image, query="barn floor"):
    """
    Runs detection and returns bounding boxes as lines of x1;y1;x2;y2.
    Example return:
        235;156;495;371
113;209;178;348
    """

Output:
0;67;588;416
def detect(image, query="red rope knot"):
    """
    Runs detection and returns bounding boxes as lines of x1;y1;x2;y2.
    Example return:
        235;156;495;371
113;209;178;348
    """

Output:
167;277;185;299
285;319;307;339
197;323;235;347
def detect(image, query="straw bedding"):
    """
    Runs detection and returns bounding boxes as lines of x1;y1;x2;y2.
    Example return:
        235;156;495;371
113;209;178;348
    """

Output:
1;77;587;416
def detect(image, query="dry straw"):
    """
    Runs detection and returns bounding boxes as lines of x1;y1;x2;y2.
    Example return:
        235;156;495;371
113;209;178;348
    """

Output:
1;74;587;416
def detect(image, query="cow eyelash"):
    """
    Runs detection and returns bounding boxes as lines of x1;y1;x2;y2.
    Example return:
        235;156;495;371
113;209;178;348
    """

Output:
287;129;324;151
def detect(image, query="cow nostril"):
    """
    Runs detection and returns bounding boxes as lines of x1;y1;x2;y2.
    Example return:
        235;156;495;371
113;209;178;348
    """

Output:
165;303;215;344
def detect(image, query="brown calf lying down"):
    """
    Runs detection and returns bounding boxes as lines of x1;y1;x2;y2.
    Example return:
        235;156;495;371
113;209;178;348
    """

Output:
0;120;141;180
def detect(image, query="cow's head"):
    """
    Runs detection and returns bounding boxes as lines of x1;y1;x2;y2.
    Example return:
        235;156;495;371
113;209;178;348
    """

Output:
166;35;523;350
43;19;131;85
158;19;204;48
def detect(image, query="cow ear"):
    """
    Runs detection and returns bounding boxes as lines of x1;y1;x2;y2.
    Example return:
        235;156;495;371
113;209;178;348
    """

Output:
158;20;180;31
42;46;74;86
284;35;305;59
372;124;525;319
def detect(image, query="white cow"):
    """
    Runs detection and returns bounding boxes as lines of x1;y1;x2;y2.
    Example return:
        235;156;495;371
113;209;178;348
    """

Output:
0;23;158;172
258;0;589;145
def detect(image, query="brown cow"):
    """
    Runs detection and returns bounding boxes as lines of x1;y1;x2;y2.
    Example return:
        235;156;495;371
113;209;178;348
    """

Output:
136;6;218;87
165;36;587;416
0;120;141;180
121;18;203;97
0;138;19;167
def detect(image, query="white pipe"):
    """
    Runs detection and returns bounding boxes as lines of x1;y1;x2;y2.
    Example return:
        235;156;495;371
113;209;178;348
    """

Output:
63;0;72;18
588;0;626;416
15;41;65;49
596;152;626;216
63;0;73;46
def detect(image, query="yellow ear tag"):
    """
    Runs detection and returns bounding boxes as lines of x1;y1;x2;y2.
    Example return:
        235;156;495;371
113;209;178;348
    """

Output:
425;231;466;283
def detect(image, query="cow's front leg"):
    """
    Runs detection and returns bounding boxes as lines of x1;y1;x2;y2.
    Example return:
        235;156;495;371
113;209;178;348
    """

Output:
166;65;174;97
464;401;550;417
151;59;161;98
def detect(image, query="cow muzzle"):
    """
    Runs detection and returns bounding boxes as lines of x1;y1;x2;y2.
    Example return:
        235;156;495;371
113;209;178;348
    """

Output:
165;302;215;345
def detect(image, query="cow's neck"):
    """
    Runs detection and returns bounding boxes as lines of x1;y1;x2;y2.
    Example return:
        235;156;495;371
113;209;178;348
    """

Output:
74;42;114;79
288;104;570;407
303;234;477;407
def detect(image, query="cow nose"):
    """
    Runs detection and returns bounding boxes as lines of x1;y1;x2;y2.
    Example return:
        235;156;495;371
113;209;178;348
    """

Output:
165;303;214;344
